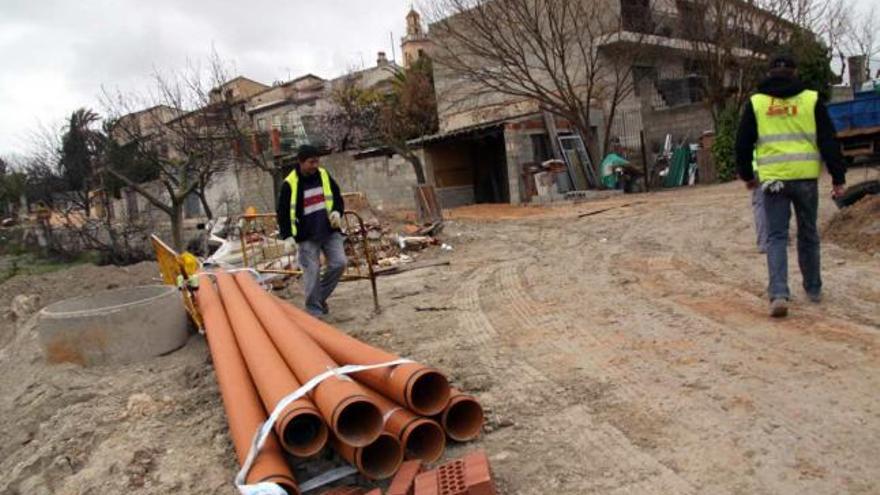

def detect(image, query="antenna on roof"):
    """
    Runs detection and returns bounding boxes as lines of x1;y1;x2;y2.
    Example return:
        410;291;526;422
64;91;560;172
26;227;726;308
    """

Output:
390;31;397;62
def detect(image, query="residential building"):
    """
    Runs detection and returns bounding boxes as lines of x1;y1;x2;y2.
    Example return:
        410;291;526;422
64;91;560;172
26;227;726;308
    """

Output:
419;0;789;206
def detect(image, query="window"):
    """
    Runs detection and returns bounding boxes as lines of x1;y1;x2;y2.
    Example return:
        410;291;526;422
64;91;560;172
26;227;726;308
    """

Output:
530;134;553;162
272;114;282;129
257;118;266;130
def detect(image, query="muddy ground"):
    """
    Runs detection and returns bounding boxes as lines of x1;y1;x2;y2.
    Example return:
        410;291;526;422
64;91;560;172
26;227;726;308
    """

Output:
1;174;878;494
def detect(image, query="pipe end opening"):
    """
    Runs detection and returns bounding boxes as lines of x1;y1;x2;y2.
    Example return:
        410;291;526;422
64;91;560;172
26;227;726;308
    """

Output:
335;399;383;447
358;434;403;480
444;398;484;442
403;420;445;463
408;370;450;416
283;412;328;457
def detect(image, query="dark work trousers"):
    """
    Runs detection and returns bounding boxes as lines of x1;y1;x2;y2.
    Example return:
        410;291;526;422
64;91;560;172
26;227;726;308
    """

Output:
763;179;822;300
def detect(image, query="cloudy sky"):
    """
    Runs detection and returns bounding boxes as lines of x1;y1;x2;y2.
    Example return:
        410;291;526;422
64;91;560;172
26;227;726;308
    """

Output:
1;0;876;158
0;0;413;156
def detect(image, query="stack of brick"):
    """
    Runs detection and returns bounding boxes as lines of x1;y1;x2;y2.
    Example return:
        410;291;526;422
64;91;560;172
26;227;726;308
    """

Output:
320;451;497;495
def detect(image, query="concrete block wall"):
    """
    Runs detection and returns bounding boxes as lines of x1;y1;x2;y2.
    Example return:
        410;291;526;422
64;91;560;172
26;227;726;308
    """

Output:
235;164;276;214
320;151;420;211
642;103;714;152
503;126;533;205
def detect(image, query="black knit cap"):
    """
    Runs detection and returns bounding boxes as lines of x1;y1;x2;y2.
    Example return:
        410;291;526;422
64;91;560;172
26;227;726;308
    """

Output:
769;51;797;70
297;144;320;161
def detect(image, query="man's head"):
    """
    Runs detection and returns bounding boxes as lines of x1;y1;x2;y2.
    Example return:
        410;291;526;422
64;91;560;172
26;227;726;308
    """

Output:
297;145;321;175
768;51;797;79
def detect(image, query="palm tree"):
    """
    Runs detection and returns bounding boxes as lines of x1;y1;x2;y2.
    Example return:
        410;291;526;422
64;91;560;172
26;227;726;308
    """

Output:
59;108;104;210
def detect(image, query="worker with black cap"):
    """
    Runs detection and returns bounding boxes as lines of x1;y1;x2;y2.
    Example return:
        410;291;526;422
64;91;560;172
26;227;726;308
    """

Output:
735;51;847;317
277;144;346;317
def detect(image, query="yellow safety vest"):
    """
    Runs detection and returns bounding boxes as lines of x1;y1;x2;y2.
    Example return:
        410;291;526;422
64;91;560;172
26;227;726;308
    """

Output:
284;167;334;237
751;90;821;182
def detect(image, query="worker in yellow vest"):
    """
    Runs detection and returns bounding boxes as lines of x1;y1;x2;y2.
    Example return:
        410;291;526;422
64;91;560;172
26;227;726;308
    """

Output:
735;52;847;317
277;145;346;317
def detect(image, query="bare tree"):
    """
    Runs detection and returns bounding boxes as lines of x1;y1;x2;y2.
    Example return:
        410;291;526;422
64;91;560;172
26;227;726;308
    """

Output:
426;0;649;178
101;59;236;251
318;74;383;151
844;5;880;78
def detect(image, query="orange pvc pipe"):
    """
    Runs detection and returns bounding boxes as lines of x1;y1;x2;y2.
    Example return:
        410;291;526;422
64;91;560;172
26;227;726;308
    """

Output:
275;298;451;416
195;276;299;493
439;388;484;442
235;272;383;448
333;433;404;480
361;387;445;463
214;272;328;457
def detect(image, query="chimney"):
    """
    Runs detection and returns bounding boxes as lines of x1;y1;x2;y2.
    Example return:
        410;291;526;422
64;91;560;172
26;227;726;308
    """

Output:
377;51;389;67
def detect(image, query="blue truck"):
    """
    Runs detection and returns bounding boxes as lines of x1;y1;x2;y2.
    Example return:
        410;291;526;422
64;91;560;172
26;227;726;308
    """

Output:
827;86;880;161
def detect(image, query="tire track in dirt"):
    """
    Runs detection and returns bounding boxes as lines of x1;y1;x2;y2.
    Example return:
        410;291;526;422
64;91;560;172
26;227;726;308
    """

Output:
604;249;880;488
479;260;697;494
491;252;880;494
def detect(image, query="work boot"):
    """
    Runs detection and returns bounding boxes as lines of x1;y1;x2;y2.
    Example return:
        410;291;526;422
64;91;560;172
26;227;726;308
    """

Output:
807;291;822;304
769;298;789;318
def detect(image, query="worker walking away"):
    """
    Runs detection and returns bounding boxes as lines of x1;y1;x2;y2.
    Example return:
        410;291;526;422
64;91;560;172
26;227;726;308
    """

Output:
735;52;847;318
277;145;347;318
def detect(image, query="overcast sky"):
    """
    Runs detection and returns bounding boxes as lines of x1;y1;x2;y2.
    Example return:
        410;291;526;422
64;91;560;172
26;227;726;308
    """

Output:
1;0;876;158
0;0;412;157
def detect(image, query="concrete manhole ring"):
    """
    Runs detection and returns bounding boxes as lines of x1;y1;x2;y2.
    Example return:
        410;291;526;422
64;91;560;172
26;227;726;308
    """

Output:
37;285;189;366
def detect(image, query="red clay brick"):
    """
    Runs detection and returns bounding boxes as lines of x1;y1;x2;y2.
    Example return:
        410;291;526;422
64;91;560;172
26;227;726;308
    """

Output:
388;460;423;495
414;469;441;495
414;450;497;495
462;450;495;495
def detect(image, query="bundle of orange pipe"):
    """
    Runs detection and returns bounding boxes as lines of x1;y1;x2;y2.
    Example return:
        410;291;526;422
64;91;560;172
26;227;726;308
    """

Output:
195;270;485;486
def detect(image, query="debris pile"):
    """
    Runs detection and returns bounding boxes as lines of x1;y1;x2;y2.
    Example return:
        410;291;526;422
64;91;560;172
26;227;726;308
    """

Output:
825;194;880;255
194;270;485;494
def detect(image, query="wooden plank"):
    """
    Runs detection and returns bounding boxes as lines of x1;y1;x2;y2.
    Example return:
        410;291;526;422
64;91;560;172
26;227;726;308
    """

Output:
835;125;880;139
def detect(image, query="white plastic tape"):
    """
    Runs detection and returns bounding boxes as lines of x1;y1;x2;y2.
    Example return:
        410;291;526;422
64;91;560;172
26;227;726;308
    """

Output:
235;358;414;495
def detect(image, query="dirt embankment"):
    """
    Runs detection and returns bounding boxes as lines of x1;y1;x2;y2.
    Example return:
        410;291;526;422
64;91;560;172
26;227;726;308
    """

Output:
825;194;880;255
0;261;241;495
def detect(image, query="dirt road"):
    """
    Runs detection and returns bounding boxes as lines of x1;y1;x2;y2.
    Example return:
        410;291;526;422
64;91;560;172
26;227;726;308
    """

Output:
326;176;879;494
1;176;877;494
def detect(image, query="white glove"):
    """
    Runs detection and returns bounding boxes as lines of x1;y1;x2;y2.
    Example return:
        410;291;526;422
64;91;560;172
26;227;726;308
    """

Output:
329;211;342;229
282;237;296;252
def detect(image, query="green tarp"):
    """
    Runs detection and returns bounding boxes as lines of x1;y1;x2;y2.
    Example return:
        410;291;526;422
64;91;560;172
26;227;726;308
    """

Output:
663;146;692;188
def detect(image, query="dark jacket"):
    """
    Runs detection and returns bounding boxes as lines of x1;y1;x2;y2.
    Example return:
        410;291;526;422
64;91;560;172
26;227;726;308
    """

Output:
735;76;846;185
276;167;345;242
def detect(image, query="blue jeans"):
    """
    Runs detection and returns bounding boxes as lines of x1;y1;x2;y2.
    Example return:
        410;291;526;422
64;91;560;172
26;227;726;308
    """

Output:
298;233;347;316
763;179;821;300
751;187;768;252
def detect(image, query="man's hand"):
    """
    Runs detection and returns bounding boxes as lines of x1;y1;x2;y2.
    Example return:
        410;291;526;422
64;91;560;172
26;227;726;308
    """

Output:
282;237;296;252
329;211;342;229
745;179;759;190
831;184;846;199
